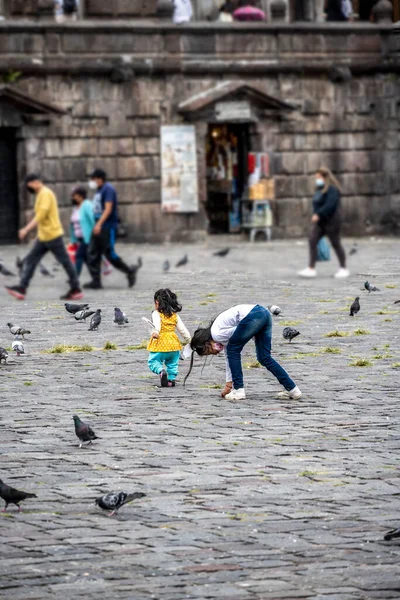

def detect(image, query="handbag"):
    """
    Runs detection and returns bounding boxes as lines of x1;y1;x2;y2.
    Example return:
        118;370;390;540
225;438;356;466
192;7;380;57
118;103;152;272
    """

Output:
317;237;331;262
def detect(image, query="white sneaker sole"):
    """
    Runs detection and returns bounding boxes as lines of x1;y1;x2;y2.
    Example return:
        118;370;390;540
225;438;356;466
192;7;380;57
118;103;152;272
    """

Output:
278;391;303;400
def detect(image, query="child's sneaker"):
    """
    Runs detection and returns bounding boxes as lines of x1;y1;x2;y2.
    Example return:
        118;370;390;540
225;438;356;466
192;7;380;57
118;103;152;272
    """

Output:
5;285;26;300
225;388;246;401
298;267;317;278
168;380;176;387
278;386;302;400
160;370;168;387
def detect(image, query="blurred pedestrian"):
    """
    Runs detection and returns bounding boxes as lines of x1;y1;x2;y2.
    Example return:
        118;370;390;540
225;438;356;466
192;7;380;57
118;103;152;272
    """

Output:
325;0;351;21
218;1;235;21
298;167;349;279
55;0;79;22
233;0;266;21
69;186;95;277
172;0;193;24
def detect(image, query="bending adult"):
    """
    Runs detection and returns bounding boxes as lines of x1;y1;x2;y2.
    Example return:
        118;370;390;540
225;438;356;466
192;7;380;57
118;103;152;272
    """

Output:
298;167;349;279
184;304;302;401
69;186;95;276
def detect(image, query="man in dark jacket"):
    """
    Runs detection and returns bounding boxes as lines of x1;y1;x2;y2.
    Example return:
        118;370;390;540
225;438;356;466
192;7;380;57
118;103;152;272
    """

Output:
325;0;347;21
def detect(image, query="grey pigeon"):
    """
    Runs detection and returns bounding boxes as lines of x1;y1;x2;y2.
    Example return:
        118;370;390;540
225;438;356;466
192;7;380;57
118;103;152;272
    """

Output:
72;415;98;448
7;323;30;338
394;300;400;305
88;309;102;331
213;247;230;257
114;307;129;325
384;527;400;541
365;281;379;293
283;327;300;343
268;305;282;316
12;337;24;356
0;347;8;364
95;491;146;517
0;262;15;277
74;309;95;322
39;263;54;278
350;297;360;317
349;245;358;256
0;478;37;513
65;302;90;315
163;260;170;273
176;254;188;268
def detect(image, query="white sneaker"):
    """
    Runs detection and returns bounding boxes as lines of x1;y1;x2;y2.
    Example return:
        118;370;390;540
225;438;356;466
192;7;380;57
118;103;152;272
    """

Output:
278;386;302;400
298;267;317;278
334;268;350;279
225;388;246;401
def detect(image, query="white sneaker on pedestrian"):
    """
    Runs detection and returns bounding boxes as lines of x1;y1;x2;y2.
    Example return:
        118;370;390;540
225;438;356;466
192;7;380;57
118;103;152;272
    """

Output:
225;388;246;401
298;267;317;278
334;268;350;279
277;386;302;400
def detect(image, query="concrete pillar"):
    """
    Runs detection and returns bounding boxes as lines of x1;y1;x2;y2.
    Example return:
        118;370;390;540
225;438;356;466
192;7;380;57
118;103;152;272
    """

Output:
373;0;393;22
193;0;219;21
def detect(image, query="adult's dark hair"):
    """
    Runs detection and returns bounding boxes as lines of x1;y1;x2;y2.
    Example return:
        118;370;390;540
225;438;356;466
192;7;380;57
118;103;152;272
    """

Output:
154;288;182;318
24;173;41;185
90;168;107;181
71;186;87;199
183;323;214;386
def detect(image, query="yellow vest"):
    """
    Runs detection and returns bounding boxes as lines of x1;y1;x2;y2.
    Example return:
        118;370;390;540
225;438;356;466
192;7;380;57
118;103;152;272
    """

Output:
147;313;182;353
35;186;64;242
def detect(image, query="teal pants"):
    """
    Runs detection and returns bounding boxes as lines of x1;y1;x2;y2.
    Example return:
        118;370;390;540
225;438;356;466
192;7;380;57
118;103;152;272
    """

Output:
148;351;180;381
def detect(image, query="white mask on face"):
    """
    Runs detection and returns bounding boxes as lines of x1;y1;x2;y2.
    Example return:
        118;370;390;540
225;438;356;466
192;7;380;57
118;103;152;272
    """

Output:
315;178;325;189
88;180;98;190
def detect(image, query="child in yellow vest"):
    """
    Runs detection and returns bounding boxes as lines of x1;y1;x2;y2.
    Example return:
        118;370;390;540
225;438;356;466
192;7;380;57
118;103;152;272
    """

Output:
147;289;191;387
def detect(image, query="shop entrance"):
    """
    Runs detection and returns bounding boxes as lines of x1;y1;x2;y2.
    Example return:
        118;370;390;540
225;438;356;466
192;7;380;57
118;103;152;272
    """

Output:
0;128;19;244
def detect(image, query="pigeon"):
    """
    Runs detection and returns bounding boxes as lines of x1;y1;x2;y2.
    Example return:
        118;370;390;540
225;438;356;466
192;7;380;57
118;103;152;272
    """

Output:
384;527;400;541
88;309;102;331
95;491;146;517
65;302;90;315
0;262;15;277
7;323;30;338
213;247;230;258
16;256;25;276
268;305;282;316
349;243;358;256
73;415;98;448
114;307;129;325
364;281;379;293
176;254;188;268
283;327;300;343
39;263;54;278
163;260;170;273
12;338;25;356
0;478;37;513
74;309;95;322
0;347;8;364
394;300;400;305
349;297;360;317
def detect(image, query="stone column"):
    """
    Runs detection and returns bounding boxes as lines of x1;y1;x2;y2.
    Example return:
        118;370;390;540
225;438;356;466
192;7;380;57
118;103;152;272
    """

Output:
193;0;219;21
373;0;393;23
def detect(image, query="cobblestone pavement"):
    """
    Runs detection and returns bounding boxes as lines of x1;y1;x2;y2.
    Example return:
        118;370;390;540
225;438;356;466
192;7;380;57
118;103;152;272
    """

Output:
1;237;400;600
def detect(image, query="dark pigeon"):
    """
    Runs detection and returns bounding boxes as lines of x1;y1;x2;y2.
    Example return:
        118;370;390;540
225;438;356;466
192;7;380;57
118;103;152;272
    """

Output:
39;263;54;278
65;302;90;315
88;309;102;331
384;527;400;541
394;300;400;305
114;307;128;325
163;260;170;273
213;247;230;258
16;256;25;276
95;491;146;517
283;327;300;343
12;337;24;356
0;478;37;512
176;254;188;268
0;347;8;364
0;263;15;277
349;244;358;256
268;305;282;316
364;281;379;293
73;415;98;448
74;309;95;322
349;296;360;317
7;323;30;338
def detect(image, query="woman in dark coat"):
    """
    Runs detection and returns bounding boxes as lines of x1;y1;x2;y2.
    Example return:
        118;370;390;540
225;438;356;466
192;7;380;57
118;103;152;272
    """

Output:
298;166;349;279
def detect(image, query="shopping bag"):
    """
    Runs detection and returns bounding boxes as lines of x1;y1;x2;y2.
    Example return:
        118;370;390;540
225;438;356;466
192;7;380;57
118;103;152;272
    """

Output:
317;237;330;262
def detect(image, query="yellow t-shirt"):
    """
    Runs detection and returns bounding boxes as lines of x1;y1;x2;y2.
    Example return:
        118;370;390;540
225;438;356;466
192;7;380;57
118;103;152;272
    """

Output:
35;186;64;242
147;313;182;353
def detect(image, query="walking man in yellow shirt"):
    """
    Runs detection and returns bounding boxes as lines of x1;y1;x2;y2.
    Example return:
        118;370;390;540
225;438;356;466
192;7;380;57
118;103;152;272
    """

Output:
5;174;83;301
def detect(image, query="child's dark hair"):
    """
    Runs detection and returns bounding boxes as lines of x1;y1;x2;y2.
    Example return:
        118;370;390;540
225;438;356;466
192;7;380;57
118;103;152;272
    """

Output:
154;288;182;318
183;323;214;386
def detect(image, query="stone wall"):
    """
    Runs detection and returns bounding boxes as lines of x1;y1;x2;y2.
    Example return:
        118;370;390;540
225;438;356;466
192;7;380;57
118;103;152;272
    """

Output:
0;21;399;240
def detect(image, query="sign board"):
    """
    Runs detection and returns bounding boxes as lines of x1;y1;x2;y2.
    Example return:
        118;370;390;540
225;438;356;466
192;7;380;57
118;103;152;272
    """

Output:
161;125;198;213
215;100;252;122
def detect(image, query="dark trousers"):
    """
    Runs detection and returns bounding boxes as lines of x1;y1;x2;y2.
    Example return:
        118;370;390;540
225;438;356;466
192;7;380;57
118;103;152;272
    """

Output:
226;305;296;391
21;236;80;290
87;227;130;285
75;240;88;276
309;213;346;269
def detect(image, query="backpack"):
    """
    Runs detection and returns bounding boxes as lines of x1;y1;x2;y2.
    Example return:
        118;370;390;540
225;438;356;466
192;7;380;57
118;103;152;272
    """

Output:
63;0;77;15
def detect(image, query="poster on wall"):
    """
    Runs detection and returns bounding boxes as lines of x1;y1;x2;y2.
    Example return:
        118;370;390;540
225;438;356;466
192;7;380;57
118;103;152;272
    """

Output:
161;125;199;213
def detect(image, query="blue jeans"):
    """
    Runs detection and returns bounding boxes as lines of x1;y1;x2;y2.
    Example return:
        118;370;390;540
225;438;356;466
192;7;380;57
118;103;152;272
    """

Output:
148;351;180;381
226;305;296;391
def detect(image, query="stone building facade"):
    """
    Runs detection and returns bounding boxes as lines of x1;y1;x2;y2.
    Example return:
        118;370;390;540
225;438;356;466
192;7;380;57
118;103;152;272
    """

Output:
0;1;399;242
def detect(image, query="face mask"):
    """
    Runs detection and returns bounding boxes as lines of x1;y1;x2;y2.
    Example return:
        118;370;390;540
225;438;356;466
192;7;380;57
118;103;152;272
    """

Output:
27;186;36;194
315;178;325;189
88;180;98;190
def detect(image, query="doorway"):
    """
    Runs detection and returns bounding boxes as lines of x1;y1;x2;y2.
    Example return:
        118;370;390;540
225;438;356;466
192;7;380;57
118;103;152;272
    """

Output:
205;123;250;234
0;128;19;244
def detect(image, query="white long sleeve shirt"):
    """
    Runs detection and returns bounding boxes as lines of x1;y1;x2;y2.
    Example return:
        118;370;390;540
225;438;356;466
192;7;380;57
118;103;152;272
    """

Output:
173;0;193;24
211;305;256;382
